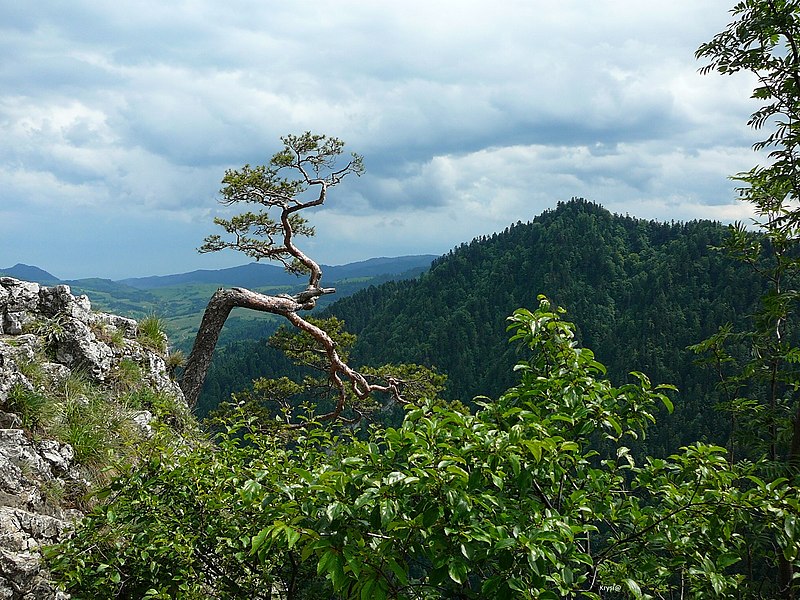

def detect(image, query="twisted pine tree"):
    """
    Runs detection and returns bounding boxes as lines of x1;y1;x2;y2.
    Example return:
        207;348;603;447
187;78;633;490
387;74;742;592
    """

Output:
180;133;403;423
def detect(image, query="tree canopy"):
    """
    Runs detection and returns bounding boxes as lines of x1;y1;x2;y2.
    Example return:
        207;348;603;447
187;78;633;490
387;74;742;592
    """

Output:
52;298;800;598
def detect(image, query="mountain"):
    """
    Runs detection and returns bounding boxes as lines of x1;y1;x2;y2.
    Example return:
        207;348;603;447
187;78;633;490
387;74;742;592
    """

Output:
119;263;295;290
0;263;61;285
202;199;762;455
119;256;437;290
0;256;437;350
323;256;440;280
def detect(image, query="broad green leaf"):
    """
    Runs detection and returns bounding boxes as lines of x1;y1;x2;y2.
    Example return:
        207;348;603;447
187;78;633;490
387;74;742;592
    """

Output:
422;505;440;527
285;527;301;549
387;557;408;585
446;464;469;481
448;560;468;584
716;552;740;569
251;528;269;554
491;472;504;489
385;471;406;485
509;453;521;475
624;578;642;598
658;393;674;413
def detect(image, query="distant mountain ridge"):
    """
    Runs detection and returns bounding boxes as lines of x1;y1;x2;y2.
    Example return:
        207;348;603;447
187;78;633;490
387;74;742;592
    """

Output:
0;256;438;350
118;256;438;290
0;263;61;285
0;256;437;290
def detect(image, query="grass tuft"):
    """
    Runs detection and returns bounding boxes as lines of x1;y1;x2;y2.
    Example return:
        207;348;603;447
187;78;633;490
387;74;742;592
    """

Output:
7;384;55;430
137;315;168;354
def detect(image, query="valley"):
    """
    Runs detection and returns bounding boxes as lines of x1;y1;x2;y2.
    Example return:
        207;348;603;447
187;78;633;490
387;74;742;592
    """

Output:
0;255;437;351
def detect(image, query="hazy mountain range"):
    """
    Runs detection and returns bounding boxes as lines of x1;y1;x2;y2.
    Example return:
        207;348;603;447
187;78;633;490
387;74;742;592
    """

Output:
0;256;437;349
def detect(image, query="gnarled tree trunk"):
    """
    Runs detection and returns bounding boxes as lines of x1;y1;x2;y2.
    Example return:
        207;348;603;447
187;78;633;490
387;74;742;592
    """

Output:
180;286;330;409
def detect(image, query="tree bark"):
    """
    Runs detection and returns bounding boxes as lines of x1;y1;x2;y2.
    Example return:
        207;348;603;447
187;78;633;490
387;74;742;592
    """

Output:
180;286;329;409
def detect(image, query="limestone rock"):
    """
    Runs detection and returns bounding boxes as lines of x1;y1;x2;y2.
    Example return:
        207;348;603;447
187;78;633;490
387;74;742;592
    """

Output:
53;320;113;380
0;280;40;337
93;312;137;338
38;286;90;323
132;410;155;438
0;277;189;598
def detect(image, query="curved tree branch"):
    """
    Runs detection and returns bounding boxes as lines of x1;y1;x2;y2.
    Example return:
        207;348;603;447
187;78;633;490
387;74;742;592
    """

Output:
179;133;396;422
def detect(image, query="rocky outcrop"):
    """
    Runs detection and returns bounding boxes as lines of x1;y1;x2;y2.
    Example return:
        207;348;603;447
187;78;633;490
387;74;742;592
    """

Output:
0;429;74;600
0;277;186;599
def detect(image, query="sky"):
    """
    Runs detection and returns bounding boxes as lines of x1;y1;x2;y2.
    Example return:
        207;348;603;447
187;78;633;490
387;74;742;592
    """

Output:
0;1;765;280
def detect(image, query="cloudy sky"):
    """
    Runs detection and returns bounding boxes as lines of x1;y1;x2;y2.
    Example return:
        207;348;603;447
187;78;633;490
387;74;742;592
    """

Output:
0;1;763;280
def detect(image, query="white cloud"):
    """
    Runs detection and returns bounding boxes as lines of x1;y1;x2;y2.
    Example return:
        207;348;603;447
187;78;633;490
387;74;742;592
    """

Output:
0;0;770;278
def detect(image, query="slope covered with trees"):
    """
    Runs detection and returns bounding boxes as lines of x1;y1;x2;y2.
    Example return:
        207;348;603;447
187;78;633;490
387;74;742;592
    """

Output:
204;200;762;452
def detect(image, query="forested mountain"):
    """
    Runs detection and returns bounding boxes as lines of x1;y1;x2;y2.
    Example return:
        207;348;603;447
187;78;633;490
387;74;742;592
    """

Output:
204;199;762;454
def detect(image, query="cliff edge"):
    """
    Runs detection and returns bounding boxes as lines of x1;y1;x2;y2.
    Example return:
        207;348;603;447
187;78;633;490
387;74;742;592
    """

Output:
0;277;188;599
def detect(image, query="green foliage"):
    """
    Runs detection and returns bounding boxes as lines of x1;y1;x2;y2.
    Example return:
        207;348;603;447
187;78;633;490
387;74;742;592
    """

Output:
4;348;189;488
16;355;47;387
113;358;143;392
270;316;357;368
39;478;66;509
137;314;168;354
204;202;761;453
209;376;305;430
209;317;446;427
693;0;800;464
58;369;101;405
58;418;110;467
23;313;69;356
49;299;798;598
54;378;133;469
199;132;363;274
124;386;193;433
694;3;800;594
7;383;54;430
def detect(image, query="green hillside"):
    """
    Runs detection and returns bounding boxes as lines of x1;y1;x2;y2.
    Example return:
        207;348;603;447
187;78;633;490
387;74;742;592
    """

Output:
203;199;762;454
333;200;762;453
1;257;435;352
